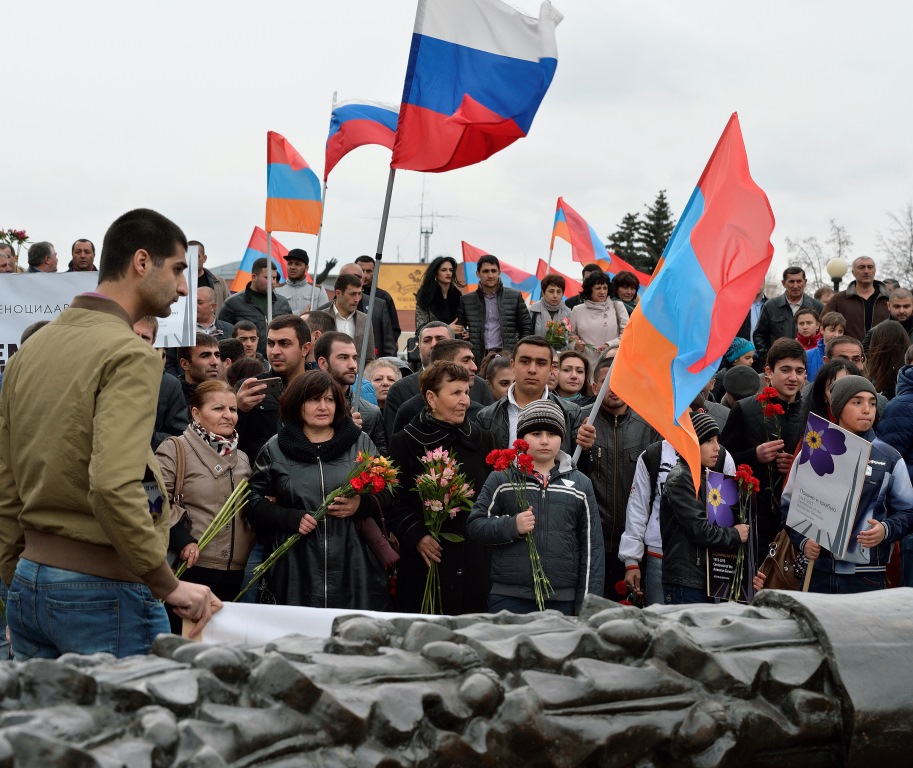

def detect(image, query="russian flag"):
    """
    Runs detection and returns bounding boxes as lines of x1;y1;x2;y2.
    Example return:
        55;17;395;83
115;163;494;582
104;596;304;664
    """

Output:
461;241;539;300
536;259;581;299
231;227;290;294
611;113;775;490
551;197;652;292
265;131;322;234
325;99;399;180
391;0;562;173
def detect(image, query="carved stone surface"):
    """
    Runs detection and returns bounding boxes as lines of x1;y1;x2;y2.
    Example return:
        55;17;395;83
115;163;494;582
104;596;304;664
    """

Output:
0;590;910;766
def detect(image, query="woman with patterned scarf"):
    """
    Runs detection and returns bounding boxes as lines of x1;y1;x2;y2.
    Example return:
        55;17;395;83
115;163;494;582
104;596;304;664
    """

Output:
156;380;254;606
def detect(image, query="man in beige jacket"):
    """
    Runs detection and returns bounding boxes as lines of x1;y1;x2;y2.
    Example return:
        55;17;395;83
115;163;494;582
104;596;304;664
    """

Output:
0;208;221;659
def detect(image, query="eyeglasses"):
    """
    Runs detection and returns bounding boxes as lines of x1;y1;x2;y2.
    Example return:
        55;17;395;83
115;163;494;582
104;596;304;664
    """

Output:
838;355;866;364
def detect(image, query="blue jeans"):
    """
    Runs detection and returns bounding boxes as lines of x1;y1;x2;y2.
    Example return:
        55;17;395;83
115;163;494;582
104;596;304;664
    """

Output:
489;594;576;616
6;559;170;660
642;555;664;607
663;583;709;605
809;569;885;594
237;543;263;604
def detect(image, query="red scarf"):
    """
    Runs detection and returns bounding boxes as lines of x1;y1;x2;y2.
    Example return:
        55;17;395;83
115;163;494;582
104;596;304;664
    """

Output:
797;330;821;350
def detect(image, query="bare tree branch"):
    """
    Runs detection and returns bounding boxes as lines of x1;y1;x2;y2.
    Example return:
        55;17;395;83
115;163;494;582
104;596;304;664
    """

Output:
876;202;913;284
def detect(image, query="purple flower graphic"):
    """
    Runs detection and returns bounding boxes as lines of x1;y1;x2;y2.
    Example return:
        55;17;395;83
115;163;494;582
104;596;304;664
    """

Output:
706;477;738;527
799;414;847;476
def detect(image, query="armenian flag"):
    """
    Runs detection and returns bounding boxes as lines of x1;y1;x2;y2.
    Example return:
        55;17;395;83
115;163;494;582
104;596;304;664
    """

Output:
611;114;775;491
265;131;322;234
231;227;289;294
461;241;539;299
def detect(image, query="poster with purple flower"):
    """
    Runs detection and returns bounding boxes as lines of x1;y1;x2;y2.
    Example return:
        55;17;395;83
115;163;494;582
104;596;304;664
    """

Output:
706;471;758;603
785;413;871;558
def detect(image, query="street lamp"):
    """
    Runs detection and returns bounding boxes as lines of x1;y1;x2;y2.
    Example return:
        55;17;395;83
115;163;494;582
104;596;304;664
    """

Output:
826;257;848;292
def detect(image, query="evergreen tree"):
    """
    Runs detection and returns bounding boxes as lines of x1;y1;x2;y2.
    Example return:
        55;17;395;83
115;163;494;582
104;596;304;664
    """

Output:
638;190;676;273
607;212;644;268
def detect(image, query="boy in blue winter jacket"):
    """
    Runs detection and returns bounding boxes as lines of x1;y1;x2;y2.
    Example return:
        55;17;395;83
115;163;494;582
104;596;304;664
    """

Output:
782;375;913;593
467;400;604;615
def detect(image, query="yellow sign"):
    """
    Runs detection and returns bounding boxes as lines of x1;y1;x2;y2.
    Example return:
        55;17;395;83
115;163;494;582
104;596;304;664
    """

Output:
378;263;426;312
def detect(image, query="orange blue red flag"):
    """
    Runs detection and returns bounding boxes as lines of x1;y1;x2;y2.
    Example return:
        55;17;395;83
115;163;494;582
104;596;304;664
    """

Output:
610;113;775;490
231;227;290;294
265;131;322;234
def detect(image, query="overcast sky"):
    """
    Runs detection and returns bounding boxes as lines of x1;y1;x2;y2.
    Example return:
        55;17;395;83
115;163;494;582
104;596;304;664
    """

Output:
4;1;911;287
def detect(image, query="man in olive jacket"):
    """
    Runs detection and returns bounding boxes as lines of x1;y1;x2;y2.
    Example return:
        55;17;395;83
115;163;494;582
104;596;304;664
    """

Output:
0;208;220;659
458;255;533;363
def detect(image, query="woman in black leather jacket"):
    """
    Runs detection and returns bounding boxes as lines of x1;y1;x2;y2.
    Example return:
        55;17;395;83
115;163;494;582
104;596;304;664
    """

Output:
246;370;391;609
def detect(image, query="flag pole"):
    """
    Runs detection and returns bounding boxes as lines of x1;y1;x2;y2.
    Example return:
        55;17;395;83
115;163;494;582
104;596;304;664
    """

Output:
266;231;273;326
309;91;337;313
308;180;329;312
544;244;554;278
352;167;396;410
570;357;613;466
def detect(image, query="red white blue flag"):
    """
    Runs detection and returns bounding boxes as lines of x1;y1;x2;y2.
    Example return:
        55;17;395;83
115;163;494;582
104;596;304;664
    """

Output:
391;0;562;173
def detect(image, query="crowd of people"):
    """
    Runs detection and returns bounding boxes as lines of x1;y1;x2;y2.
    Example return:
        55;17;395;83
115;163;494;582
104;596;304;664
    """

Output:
1;213;912;662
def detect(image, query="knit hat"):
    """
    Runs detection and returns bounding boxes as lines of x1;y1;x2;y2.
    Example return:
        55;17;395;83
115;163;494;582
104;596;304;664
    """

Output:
828;375;877;422
690;411;720;444
724;365;762;401
286;248;309;264
725;336;756;363
517;400;566;439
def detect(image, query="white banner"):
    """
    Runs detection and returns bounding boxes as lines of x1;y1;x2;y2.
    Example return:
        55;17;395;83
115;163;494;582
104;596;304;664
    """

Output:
186;602;438;645
0;247;198;374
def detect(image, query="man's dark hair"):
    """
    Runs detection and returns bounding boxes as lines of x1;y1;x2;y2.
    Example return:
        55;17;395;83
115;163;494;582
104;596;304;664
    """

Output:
354;255;375;267
232;320;257;337
825;335;864;359
582;263;603;277
226;356;267;387
98;209;187;282
188;239;205;255
280;370;347;429
334;273;362;293
26;241;54;268
511;335;552;360
418;320;453;339
178;331;219;363
304;309;336;335
430;338;473;363
582;270;610;300
71;238;95;254
251;257;276;276
766;338;807;370
268;315;311;347
218;337;245;363
540;273;565;293
313;331;354;364
783;266;806;281
592;355;614;384
20;320;52;344
476;254;500;272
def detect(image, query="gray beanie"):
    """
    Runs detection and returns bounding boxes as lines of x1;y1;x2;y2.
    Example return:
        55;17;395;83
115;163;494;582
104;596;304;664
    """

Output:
828;375;877;422
690;411;720;444
517;400;566;439
724;365;761;401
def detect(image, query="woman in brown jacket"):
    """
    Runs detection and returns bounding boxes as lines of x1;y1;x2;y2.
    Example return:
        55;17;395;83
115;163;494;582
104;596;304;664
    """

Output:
155;380;254;604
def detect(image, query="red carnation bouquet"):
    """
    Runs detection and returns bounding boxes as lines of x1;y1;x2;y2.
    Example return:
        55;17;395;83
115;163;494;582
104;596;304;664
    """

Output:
234;452;399;600
486;439;554;610
731;463;760;601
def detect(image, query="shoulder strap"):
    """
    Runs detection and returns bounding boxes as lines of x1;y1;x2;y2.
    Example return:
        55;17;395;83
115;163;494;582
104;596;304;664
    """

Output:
644;442;664;512
168;436;187;507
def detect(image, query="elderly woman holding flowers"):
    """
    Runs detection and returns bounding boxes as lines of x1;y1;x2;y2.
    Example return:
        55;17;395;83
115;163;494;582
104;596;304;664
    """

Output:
245;370;393;609
156;380;254;610
388;362;498;614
